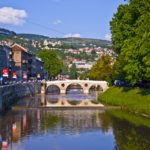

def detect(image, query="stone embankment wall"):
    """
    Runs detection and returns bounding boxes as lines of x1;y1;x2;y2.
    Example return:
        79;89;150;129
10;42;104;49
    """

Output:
0;82;41;113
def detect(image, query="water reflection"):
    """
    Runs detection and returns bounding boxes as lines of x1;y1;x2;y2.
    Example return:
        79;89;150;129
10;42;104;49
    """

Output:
113;118;150;150
108;110;150;150
0;94;150;150
16;92;99;107
0;109;114;150
46;91;98;102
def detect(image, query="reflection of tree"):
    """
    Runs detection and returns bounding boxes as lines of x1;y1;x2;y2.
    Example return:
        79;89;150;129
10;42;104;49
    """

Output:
97;112;112;132
109;111;150;150
41;111;60;130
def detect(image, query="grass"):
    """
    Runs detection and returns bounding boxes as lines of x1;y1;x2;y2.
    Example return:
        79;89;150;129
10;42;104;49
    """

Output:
107;110;150;128
99;86;150;115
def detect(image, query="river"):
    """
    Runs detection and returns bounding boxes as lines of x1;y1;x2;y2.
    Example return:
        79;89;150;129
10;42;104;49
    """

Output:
0;91;150;150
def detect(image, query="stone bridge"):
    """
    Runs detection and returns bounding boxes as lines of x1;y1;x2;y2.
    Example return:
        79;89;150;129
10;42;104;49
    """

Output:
41;80;109;94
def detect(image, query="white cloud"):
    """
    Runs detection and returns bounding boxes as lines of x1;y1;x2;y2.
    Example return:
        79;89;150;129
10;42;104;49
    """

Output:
64;33;81;38
53;19;62;25
0;7;27;25
105;33;111;41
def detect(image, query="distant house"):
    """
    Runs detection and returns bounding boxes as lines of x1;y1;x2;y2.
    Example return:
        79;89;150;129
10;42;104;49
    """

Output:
69;60;93;70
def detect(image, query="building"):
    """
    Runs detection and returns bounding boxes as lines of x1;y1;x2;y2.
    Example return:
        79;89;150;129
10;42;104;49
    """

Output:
0;44;14;79
70;60;93;70
11;43;33;80
11;43;44;80
0;43;45;82
30;57;44;79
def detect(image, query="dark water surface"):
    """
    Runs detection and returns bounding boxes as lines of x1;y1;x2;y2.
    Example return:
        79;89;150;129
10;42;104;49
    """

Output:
1;92;150;150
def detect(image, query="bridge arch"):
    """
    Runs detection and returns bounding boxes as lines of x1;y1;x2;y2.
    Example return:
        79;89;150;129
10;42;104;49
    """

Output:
46;84;61;94
89;85;96;93
66;83;84;94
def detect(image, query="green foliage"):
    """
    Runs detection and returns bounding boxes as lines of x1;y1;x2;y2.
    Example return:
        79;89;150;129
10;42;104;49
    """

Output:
88;54;113;80
69;63;78;79
99;86;150;115
61;65;69;75
38;49;63;79
60;37;112;49
110;54;126;82
91;49;96;55
79;70;90;80
110;0;150;85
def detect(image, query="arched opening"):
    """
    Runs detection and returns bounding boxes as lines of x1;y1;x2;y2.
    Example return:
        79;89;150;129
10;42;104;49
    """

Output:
46;85;60;94
97;85;103;92
66;83;83;94
89;85;103;94
89;85;96;92
89;85;96;93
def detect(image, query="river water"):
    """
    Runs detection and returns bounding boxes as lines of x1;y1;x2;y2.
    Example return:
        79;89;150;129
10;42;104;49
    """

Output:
0;92;150;150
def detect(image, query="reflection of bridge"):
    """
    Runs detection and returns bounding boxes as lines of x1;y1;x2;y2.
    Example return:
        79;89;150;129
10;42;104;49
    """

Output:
41;95;104;108
45;99;104;108
41;80;109;94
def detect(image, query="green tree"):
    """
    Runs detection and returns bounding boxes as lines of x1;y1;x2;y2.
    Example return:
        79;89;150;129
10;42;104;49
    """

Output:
110;0;150;85
61;65;69;75
91;49;96;55
38;49;63;79
69;63;78;79
79;70;90;80
88;54;113;81
110;54;127;82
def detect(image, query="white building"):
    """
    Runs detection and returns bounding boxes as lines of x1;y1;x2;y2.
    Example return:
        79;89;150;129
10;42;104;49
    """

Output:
69;61;93;70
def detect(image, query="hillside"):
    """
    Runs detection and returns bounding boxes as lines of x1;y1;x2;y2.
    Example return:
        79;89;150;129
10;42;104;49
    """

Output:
0;28;16;36
0;28;112;54
0;28;116;76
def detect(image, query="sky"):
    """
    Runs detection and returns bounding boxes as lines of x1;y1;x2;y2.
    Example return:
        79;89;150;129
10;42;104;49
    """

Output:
0;0;127;40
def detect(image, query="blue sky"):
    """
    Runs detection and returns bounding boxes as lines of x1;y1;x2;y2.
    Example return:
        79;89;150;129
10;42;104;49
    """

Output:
0;0;126;40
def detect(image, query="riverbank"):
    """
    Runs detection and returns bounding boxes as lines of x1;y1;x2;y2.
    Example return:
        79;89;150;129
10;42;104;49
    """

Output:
0;82;41;113
98;86;150;115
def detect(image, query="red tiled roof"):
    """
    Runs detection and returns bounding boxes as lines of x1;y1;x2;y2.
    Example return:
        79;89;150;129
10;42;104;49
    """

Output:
11;43;28;52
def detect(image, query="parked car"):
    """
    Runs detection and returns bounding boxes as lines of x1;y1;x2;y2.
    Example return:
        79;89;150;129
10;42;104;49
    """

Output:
114;80;126;86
